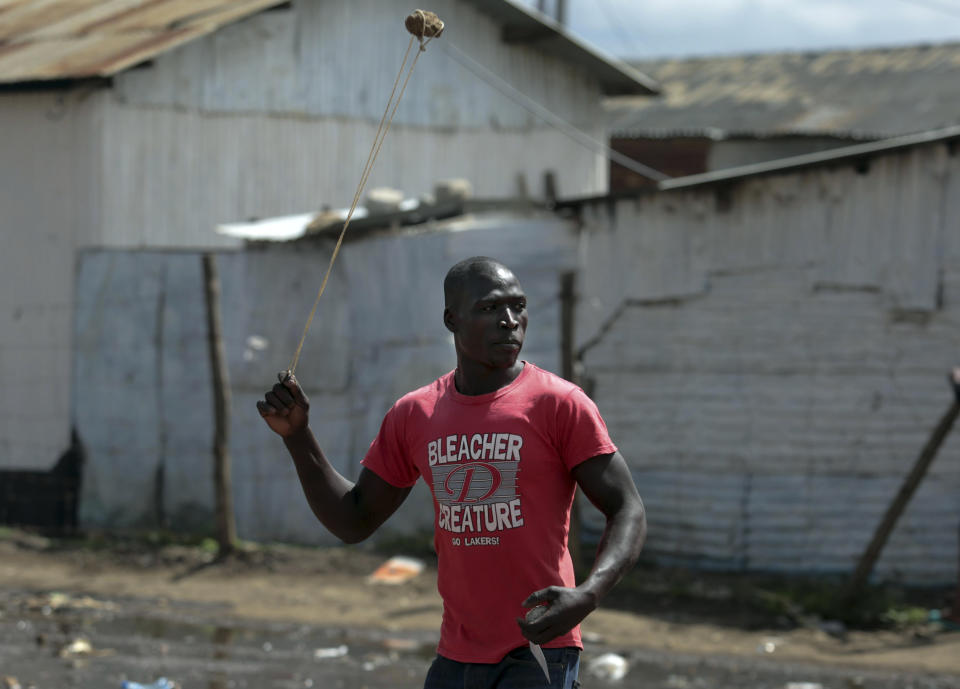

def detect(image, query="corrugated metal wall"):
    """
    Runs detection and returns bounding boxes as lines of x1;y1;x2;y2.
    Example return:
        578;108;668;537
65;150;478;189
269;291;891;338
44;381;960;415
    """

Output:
96;0;608;248
97;104;605;247
74;213;579;543
0;92;102;470
576;142;960;584
111;0;601;128
1;0;610;473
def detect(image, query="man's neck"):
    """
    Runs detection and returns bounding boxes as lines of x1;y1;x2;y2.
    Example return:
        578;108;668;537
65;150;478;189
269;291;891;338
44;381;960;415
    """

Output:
454;359;525;396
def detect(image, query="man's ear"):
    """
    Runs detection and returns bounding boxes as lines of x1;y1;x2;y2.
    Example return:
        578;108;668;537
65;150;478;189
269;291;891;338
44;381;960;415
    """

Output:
443;307;457;334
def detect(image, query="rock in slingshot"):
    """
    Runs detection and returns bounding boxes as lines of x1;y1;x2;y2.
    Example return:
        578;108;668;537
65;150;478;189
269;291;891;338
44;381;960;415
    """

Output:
405;9;444;39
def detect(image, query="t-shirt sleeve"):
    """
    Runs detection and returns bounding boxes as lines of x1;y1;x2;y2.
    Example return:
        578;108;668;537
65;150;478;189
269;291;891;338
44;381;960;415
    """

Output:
556;387;618;470
361;402;421;488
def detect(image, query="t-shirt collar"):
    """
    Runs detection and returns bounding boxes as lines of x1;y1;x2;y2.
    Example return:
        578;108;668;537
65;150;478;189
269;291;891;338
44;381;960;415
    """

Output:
446;361;530;405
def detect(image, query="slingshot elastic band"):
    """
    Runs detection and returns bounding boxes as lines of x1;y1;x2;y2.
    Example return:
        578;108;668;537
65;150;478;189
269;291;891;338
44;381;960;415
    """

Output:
286;10;444;376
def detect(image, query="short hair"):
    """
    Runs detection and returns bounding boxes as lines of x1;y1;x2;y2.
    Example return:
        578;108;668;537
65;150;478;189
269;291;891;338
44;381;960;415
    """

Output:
444;256;510;309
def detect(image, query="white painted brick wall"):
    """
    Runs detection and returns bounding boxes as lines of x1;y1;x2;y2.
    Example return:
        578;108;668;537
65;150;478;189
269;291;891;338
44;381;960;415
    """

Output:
577;142;960;584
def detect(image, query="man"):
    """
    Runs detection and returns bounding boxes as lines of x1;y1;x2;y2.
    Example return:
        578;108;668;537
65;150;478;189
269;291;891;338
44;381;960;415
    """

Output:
258;257;646;688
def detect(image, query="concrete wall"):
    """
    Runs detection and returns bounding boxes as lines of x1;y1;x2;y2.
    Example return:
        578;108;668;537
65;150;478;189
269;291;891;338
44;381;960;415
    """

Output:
576;141;960;584
74;213;578;543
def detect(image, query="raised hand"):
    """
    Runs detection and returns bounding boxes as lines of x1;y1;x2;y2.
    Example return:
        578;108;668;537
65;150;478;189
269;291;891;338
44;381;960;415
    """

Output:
256;373;310;438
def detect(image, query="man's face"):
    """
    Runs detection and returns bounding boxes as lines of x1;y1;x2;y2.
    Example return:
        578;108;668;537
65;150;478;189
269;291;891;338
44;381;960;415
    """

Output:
447;267;528;369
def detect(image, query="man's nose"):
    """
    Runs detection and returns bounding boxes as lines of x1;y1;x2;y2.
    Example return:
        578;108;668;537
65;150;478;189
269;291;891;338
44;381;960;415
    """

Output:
499;308;519;329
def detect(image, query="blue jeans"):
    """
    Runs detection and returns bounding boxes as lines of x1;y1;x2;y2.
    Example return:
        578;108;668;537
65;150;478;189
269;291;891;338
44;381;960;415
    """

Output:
424;646;581;689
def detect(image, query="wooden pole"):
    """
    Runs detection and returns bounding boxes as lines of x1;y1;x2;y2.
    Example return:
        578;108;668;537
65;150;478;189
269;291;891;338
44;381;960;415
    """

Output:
950;522;960;623
847;369;960;599
556;0;567;25
202;253;237;557
560;271;582;571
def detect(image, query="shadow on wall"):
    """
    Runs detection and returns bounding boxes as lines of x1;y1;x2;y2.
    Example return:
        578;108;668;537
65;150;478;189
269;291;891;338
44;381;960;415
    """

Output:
0;429;85;532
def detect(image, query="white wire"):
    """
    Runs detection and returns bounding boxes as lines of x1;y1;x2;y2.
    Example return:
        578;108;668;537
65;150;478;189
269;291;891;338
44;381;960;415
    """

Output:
439;39;669;183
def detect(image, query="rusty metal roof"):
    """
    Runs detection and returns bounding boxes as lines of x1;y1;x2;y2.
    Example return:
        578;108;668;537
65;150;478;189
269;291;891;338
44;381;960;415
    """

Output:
0;0;659;95
0;0;287;83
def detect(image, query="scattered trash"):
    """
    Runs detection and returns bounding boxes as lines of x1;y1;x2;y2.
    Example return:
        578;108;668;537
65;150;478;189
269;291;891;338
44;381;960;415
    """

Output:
586;652;628;681
27;592;112;613
58;636;114;659
367;556;425;584
361;653;394;672
262;641;273;653
382;637;422;652
757;637;783;654
313;645;349;660
3;677;22;689
666;674;691;688
581;630;605;643
58;637;93;658
121;679;178;689
785;683;822;689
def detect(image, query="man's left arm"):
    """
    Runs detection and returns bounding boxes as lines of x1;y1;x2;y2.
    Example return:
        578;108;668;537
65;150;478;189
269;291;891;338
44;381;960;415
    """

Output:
518;451;646;644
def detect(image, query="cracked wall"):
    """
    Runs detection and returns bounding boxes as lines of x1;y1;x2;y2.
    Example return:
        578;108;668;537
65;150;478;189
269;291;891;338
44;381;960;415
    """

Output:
576;142;960;584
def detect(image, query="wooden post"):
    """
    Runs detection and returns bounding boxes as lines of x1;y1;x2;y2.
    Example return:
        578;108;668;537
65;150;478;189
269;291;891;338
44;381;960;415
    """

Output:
202;253;237;557
847;369;960;599
950;522;960;623
544;170;558;207
560;271;582;571
556;0;567;25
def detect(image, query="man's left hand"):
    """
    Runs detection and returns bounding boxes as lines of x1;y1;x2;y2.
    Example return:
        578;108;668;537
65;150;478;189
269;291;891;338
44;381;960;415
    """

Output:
516;586;598;645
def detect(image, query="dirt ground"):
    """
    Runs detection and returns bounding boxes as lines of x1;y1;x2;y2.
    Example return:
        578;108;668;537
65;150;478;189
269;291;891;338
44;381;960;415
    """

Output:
1;530;959;684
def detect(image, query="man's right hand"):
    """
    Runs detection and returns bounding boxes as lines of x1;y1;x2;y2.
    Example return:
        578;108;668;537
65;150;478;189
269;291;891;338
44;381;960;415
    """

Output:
257;373;310;438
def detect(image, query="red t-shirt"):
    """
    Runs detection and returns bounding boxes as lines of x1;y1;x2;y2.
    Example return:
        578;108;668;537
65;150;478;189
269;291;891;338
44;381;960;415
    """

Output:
361;362;617;663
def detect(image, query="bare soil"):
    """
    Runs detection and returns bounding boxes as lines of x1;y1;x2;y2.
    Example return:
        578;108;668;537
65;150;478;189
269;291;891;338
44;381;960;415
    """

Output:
1;530;958;678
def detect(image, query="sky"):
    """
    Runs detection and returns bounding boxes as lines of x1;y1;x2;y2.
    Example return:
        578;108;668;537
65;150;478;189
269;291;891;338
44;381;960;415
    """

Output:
518;0;960;59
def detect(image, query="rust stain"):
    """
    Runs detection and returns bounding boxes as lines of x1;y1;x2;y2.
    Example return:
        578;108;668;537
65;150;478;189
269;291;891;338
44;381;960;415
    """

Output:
80;25;199;76
0;0;284;82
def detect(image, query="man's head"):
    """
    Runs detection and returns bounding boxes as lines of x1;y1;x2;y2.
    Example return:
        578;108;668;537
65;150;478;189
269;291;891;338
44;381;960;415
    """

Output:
443;257;527;370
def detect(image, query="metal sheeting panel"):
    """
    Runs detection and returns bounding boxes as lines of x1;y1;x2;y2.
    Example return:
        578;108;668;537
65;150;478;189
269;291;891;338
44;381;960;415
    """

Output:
0;0;654;96
73;214;578;542
111;0;607;130
96;99;606;248
576;141;960;584
0;0;285;82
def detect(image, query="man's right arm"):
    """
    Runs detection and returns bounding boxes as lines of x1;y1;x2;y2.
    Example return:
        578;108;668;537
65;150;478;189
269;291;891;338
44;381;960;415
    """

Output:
257;375;411;544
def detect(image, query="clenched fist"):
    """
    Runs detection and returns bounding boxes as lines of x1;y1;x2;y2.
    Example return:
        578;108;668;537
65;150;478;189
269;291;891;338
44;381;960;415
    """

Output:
257;373;310;438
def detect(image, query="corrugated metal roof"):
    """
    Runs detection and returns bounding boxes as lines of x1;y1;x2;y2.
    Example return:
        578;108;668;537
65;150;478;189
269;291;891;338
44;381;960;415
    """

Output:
658;124;960;190
460;0;659;96
558;124;960;203
0;0;659;95
0;0;288;83
607;42;960;139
